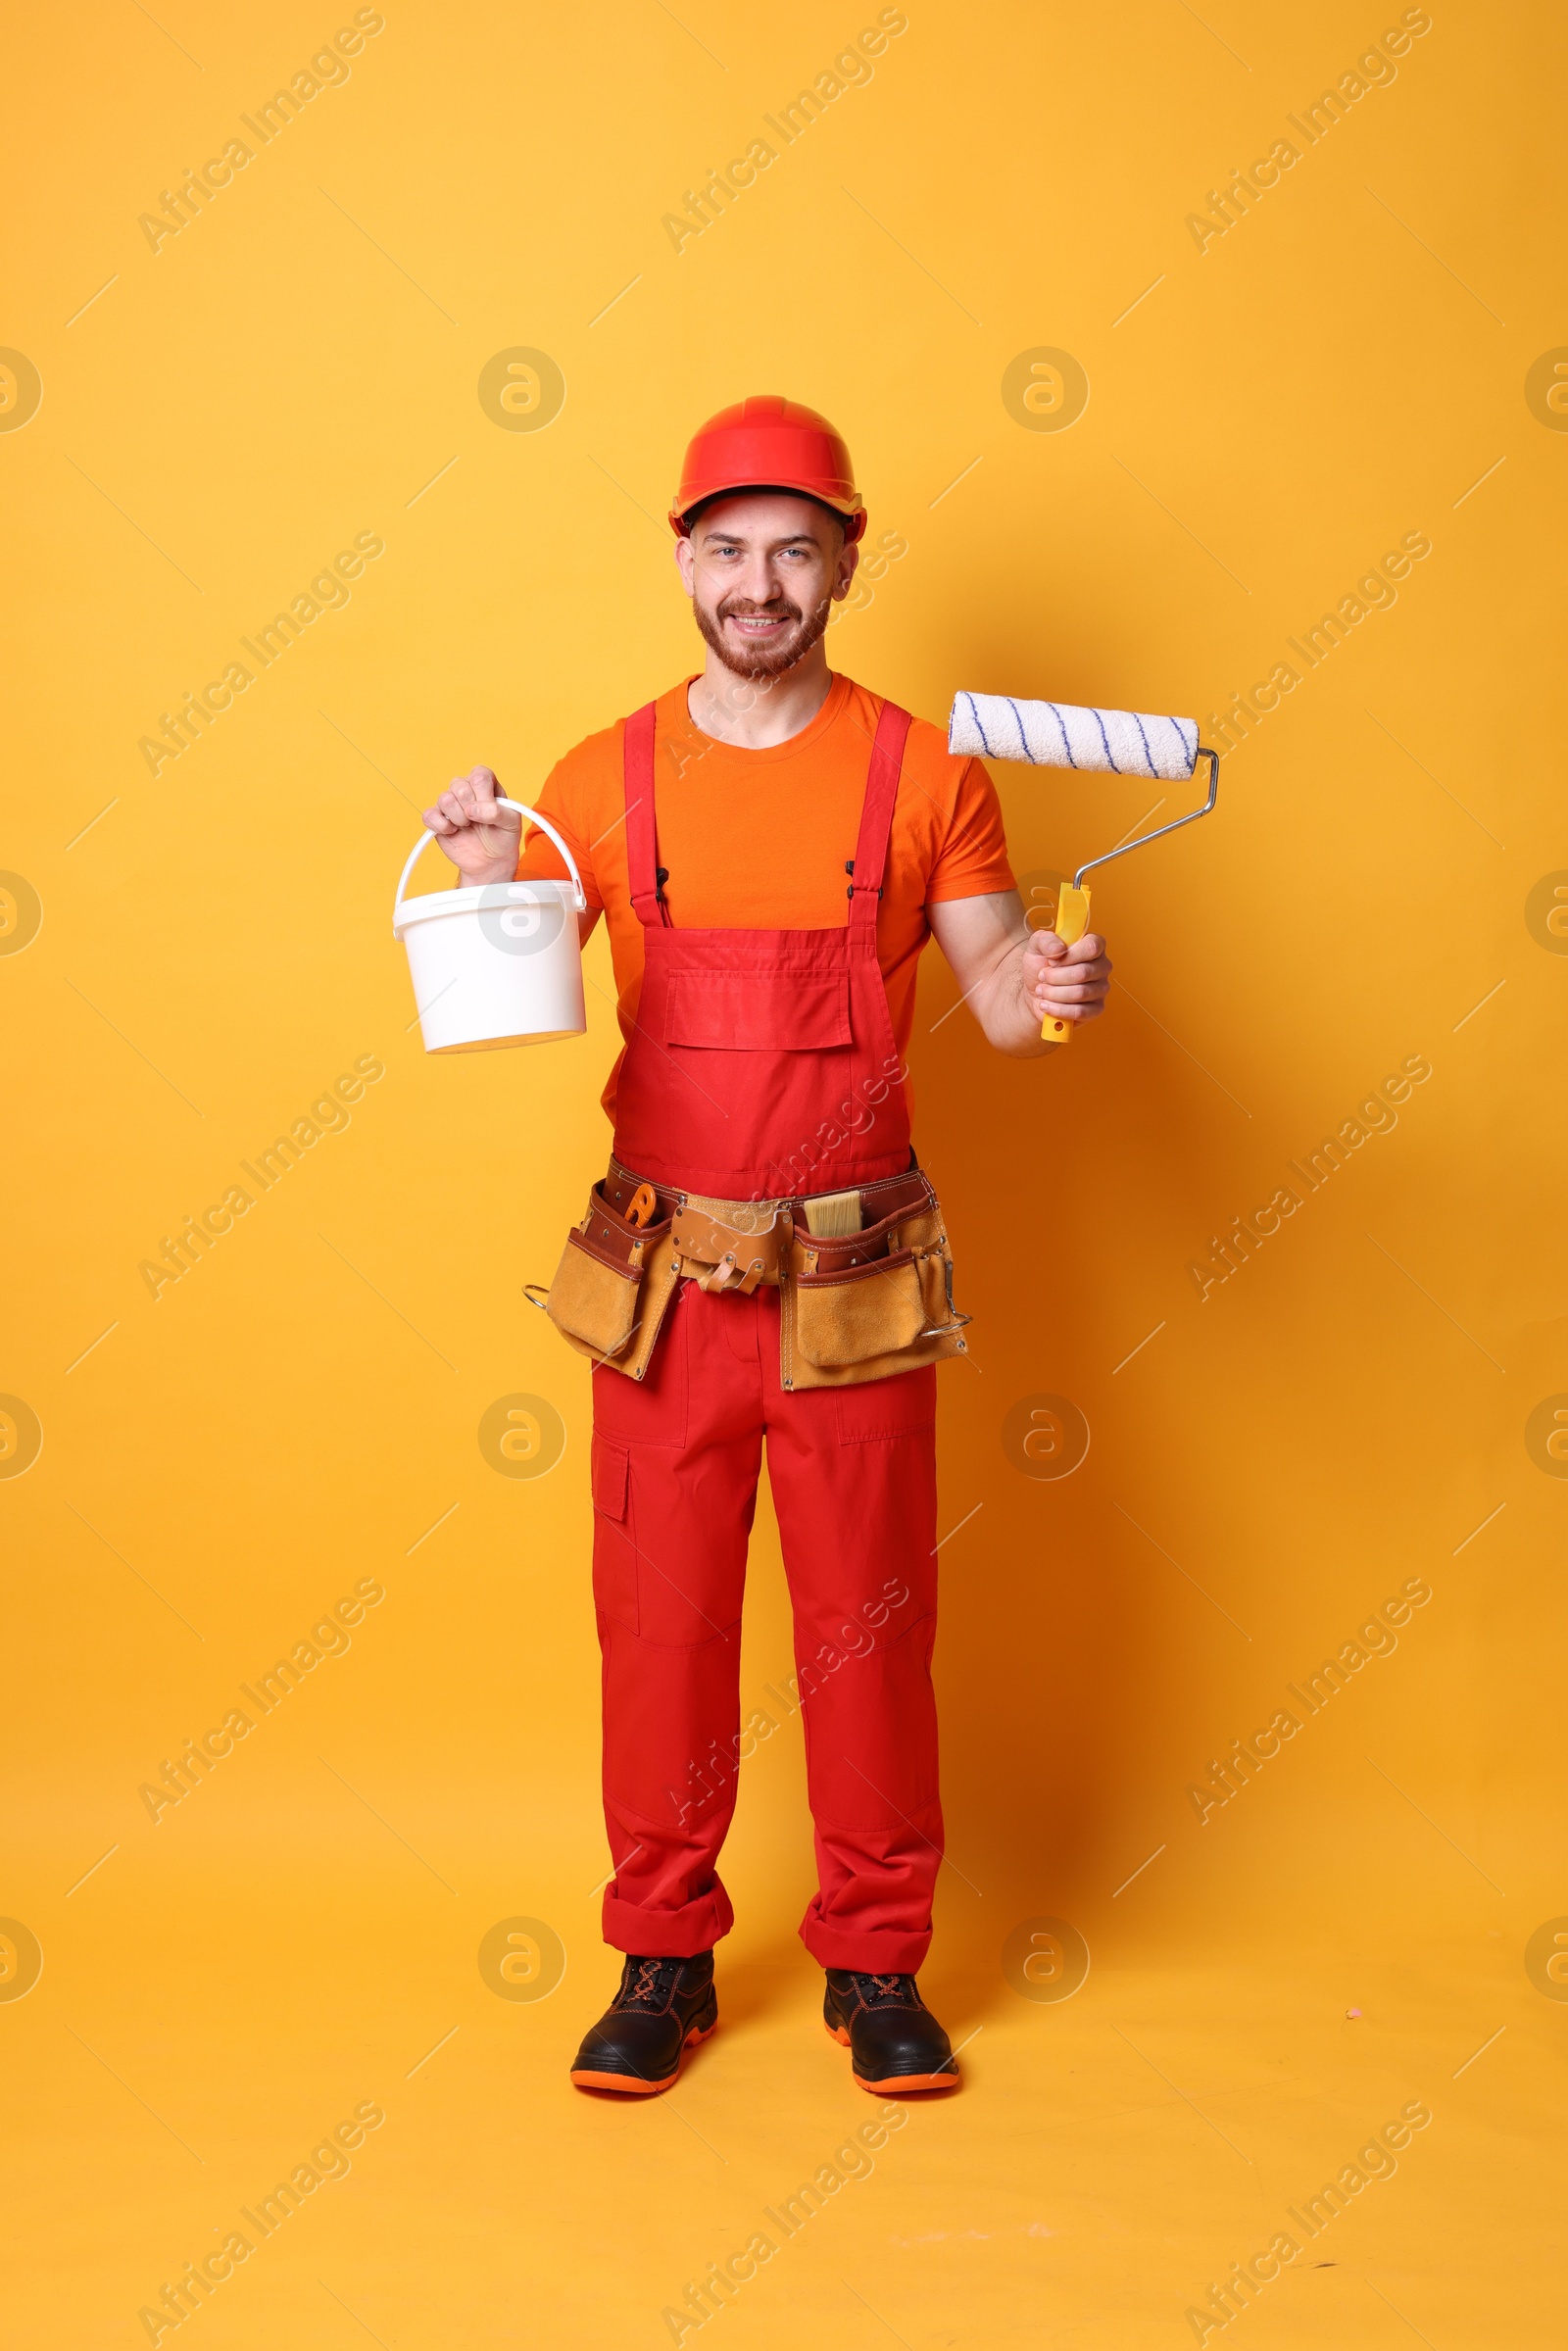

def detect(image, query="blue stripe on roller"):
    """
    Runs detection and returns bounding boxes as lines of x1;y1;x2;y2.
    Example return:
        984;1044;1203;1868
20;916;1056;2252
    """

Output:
1091;707;1119;771
1167;715;1193;774
1005;698;1031;759
1131;712;1157;776
963;692;995;757
1047;702;1078;767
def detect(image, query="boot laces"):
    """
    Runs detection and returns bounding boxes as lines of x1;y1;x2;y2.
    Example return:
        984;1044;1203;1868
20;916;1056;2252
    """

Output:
853;1971;917;2005
618;1955;676;2009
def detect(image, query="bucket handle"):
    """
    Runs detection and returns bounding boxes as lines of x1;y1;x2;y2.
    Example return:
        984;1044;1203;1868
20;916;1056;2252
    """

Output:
393;797;589;931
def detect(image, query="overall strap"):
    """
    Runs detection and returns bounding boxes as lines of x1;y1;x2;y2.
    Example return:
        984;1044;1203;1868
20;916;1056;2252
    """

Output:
848;699;912;937
622;703;665;929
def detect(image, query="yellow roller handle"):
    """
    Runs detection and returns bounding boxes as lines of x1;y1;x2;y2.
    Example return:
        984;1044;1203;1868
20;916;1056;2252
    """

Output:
1042;882;1092;1043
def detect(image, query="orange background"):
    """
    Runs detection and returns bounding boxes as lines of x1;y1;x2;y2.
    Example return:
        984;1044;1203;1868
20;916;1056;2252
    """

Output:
5;1;1565;2343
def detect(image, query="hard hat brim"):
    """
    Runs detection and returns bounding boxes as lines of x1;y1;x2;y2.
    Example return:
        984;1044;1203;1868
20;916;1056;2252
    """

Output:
669;484;866;541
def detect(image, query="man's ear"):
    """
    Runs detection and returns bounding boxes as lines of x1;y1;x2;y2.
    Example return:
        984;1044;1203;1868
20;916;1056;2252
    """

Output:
832;533;859;601
673;533;696;595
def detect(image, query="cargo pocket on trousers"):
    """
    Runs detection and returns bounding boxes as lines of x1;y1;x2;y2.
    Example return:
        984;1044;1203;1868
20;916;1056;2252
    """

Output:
590;1435;638;1633
835;1362;938;1443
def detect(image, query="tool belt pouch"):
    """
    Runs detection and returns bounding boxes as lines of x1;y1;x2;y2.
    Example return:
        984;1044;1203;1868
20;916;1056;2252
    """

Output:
782;1178;968;1390
543;1184;679;1382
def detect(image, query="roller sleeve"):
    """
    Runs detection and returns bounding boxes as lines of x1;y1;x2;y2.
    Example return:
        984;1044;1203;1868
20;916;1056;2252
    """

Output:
949;691;1199;780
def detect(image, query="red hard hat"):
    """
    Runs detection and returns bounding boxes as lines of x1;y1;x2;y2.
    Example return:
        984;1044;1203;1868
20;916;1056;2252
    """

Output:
669;395;866;542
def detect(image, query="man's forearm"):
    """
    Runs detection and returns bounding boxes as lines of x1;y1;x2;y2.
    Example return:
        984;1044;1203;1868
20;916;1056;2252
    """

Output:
968;941;1058;1057
926;889;1110;1051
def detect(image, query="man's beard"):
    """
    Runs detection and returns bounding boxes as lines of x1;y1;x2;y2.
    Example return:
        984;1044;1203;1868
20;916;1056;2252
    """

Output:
693;590;832;682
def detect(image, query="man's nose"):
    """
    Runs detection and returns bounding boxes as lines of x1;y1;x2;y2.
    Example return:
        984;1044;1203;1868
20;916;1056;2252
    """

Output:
734;557;783;604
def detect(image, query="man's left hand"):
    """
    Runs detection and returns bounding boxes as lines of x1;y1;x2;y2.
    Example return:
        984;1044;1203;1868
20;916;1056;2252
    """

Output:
1022;926;1112;1033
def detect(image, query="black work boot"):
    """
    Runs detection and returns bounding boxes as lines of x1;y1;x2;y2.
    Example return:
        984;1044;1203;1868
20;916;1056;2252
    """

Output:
568;1952;716;2094
823;1969;959;2094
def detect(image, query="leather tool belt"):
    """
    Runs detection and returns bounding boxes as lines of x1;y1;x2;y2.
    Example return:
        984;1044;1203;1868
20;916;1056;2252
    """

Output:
601;1163;790;1296
532;1159;969;1391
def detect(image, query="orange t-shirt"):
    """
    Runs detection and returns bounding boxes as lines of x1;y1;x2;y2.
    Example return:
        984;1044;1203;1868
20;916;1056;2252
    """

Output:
516;672;1015;1129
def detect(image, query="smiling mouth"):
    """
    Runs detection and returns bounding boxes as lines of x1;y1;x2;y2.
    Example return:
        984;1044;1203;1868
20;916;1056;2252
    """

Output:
724;610;793;633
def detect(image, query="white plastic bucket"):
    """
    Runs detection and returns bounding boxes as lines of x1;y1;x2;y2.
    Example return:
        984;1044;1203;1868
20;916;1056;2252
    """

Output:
392;798;588;1053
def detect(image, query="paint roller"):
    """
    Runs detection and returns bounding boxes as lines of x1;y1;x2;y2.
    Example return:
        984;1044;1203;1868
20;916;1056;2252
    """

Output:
947;690;1220;1044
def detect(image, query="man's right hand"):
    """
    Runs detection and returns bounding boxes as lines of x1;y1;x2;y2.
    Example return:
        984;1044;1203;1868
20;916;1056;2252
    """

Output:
421;766;522;888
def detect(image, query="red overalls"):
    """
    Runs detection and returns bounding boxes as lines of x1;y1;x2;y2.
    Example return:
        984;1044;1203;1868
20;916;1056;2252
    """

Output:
589;697;944;1975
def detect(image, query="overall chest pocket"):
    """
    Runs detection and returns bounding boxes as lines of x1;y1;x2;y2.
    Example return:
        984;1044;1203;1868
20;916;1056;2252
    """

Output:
663;968;851;1052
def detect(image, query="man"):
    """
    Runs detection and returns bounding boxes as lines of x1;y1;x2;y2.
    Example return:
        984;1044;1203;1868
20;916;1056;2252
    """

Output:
423;396;1110;2097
